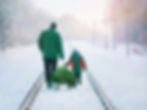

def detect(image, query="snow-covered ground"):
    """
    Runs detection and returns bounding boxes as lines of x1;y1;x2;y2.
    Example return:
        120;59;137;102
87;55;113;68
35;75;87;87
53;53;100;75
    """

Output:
0;46;43;110
69;41;147;110
0;40;147;110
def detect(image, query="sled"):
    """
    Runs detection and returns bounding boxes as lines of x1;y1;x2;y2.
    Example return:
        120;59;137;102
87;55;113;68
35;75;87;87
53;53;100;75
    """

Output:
46;66;80;88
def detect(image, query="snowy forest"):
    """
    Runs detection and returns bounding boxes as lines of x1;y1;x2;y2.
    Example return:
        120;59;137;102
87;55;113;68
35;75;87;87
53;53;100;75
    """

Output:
107;0;147;53
0;0;147;53
0;0;92;49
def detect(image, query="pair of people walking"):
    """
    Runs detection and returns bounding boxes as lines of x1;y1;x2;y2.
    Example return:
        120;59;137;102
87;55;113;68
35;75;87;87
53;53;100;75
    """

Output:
38;22;86;87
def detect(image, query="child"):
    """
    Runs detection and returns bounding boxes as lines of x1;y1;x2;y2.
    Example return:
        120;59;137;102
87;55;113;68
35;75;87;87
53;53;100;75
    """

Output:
67;50;86;82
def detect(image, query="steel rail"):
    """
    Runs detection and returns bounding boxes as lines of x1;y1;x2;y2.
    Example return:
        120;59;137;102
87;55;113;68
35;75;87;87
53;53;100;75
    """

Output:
86;69;115;110
19;74;44;110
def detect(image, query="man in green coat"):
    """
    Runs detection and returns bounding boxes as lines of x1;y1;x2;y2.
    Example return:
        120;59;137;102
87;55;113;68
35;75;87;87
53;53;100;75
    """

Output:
38;22;64;84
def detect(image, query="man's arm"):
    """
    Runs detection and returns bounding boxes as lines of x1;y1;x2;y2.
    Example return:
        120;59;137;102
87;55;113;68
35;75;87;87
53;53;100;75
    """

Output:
56;33;64;58
38;32;44;52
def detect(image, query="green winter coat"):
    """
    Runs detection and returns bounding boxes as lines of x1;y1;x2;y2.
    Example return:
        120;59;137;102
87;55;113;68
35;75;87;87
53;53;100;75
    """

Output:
38;28;64;59
71;51;82;75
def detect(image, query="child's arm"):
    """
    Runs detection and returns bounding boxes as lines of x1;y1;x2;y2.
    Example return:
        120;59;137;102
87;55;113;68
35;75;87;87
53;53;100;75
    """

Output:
67;60;73;67
80;59;86;69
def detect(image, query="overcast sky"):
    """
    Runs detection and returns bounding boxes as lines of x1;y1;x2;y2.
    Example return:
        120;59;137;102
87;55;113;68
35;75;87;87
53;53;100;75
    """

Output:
31;0;110;25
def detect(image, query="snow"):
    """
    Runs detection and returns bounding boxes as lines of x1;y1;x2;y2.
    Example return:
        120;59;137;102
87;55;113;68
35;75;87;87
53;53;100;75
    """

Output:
32;74;104;110
0;46;43;110
68;41;147;110
0;40;147;110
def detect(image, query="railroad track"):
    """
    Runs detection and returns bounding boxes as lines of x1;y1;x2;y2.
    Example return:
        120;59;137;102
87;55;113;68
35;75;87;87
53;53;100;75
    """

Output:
19;74;44;110
18;71;115;110
86;69;115;110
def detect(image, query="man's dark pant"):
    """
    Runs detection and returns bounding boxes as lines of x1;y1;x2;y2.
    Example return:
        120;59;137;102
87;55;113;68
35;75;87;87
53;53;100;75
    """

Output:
43;58;57;82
